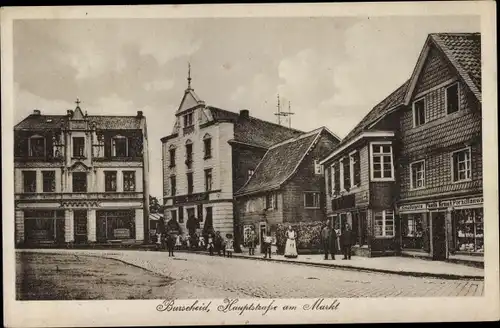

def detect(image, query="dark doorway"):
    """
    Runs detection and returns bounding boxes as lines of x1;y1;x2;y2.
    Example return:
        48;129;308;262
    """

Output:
431;212;447;260
74;210;88;244
259;223;267;253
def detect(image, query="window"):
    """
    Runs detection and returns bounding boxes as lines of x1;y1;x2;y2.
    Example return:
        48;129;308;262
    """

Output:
452;148;471;182
374;210;395;237
170;175;176;196
265;193;278;210
183;112;194;127
410;160;425;189
446;82;460;114
23;171;37;193
401;213;429;250
72;172;87;192
204;169;213;192
371;143;394;180
29;136;46;157
112;135;128;157
42;171;56;192
104;171;117;192
413;98;426;127
304;192;320;208
178;207;184;223
342;158;350;190
123;171;136;192
203;137;212;159
185;140;193;169
350;151;361;187
72;137;85;157
454;208;483;253
187;172;194;194
169;148;176;168
314;160;323;175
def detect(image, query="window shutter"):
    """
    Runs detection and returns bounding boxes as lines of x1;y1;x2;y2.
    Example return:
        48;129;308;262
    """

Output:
354;153;361;185
334;163;340;193
326;166;332;195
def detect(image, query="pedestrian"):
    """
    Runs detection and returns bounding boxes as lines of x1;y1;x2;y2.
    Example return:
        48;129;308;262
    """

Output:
155;232;162;251
186;235;191;250
225;234;234;258
175;234;182;251
199;234;206;249
341;222;353;260
284;226;298;259
207;233;214;256
248;226;256;256
214;231;224;256
321;220;337;260
166;233;175;257
262;232;272;259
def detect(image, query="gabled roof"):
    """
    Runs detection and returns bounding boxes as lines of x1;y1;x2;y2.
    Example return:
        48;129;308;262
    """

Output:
208;107;305;148
405;32;481;104
235;127;328;196
14;114;144;131
177;88;203;113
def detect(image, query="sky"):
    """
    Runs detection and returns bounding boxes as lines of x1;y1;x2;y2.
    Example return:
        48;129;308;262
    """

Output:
13;16;480;198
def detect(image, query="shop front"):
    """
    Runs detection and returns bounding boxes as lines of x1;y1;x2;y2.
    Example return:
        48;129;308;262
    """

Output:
96;209;136;242
398;195;483;260
24;210;65;245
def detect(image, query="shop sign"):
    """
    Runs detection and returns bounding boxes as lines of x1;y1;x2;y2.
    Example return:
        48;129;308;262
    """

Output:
114;228;131;239
331;194;356;211
173;192;209;205
399;203;427;213
427;197;483;210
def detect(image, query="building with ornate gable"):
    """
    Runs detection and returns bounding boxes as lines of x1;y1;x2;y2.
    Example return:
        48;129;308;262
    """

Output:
14;101;150;246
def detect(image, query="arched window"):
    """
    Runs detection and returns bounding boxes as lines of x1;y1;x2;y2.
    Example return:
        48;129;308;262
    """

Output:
203;134;212;159
112;134;128;157
28;134;46;157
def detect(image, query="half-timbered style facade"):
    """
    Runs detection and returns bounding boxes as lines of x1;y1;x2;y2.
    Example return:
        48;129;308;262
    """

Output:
14;101;150;246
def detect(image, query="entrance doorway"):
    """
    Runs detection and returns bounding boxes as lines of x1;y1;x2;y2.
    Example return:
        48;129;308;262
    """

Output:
431;212;447;260
259;222;267;253
74;210;88;244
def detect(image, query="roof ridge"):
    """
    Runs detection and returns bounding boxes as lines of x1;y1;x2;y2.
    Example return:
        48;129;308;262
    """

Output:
267;127;323;150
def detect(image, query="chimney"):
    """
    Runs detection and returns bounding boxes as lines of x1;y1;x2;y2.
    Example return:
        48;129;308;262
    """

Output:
137;110;143;118
239;109;250;119
33;109;41;115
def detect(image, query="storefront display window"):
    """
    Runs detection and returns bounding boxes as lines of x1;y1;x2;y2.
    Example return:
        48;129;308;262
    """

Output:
454;208;483;253
24;210;65;243
97;210;135;241
401;213;429;250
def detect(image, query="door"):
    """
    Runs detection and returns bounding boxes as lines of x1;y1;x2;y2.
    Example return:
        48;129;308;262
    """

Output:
259;223;267;253
431;212;447;260
74;210;88;244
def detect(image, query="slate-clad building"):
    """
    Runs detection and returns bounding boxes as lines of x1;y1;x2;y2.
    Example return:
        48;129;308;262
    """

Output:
14;102;150;246
161;75;303;245
320;32;482;260
235;127;340;248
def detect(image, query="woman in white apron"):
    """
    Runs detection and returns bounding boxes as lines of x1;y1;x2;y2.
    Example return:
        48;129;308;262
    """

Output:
284;226;298;258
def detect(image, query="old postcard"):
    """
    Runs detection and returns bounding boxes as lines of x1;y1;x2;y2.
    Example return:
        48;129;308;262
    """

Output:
2;2;498;326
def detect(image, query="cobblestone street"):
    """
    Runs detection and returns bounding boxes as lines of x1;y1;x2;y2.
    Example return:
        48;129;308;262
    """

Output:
17;250;484;299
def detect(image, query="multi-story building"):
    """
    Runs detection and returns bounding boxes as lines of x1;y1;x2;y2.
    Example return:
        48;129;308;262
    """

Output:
235;127;340;249
14;101;150;246
161;76;303;246
320;32;482;261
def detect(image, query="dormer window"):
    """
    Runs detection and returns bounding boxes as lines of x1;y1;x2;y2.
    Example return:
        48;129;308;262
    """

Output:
29;135;46;157
183;112;194;127
112;135;128;157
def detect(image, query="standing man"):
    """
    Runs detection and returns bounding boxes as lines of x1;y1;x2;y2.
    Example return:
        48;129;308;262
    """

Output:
262;232;272;259
248;226;257;255
341;222;353;260
321;220;337;260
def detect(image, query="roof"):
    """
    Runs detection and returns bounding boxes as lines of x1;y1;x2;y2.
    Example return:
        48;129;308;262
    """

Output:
14;114;144;131
235;128;325;196
208;107;305;148
177;88;204;114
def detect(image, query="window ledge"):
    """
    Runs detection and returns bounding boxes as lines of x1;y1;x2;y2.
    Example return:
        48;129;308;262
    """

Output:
374;236;395;239
371;178;395;182
304;207;321;210
452;178;472;184
410;186;426;191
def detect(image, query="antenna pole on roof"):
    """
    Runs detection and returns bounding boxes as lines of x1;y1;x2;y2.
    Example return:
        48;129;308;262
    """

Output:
286;101;295;128
274;94;286;126
274;96;295;128
187;62;192;90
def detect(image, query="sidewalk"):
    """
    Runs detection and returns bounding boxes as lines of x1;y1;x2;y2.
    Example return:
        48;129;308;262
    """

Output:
182;249;484;280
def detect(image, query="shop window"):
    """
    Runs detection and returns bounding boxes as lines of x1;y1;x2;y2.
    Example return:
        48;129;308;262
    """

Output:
410;160;425;189
374;210;395;238
169;147;176;168
452;148;471;182
204;169;213;192
105;171;117;192
72;172;87;192
29;135;46;158
187;172;194;194
123;171;136;192
446;82;460;114
413;98;426;127
203;135;212;159
350;151;360;187
454;208;483;253
401;213;429;250
42;171;56;192
72;137;85;158
112;135;128;157
304;192;320;209
371;143;394;181
23;171;37;193
170;175;176;196
96;210;135;241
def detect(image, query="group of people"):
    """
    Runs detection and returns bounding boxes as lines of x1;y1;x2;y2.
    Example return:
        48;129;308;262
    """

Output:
321;220;353;260
246;225;298;259
206;231;235;257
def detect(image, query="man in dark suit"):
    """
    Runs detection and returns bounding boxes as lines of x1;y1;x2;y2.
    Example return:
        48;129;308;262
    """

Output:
341;223;353;260
321;220;337;260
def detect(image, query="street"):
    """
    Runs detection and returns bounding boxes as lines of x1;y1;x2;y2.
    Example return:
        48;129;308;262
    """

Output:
16;249;484;300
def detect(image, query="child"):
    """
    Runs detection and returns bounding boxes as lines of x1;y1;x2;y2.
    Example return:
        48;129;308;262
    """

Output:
175;234;182;250
225;234;234;258
199;235;206;249
207;234;214;256
155;232;162;251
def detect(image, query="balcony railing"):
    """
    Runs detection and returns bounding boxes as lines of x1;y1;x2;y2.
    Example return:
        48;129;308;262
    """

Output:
15;192;144;201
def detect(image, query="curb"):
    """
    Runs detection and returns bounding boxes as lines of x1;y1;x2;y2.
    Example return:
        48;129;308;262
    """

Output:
176;250;484;281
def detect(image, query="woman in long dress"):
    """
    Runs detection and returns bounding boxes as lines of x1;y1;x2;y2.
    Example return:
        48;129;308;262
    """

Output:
284;226;298;258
